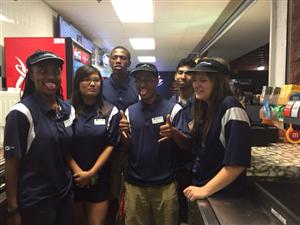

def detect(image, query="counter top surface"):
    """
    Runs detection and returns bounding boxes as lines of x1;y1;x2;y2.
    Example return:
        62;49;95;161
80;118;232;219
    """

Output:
248;143;300;177
206;196;281;225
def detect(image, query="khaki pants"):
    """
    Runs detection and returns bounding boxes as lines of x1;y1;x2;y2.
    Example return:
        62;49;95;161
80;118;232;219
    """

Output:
125;181;178;225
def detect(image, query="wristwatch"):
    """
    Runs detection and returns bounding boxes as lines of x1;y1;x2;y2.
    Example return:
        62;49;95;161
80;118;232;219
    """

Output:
7;206;19;216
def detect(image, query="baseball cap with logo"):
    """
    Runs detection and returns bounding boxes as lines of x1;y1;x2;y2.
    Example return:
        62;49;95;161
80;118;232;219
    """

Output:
130;63;159;78
187;58;231;76
26;50;64;69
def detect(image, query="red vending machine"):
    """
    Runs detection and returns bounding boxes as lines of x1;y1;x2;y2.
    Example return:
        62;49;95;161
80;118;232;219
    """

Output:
4;37;91;99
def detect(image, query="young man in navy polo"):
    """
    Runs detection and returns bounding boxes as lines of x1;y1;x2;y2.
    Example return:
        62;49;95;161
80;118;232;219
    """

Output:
171;57;196;224
102;46;139;111
119;63;189;225
102;46;139;224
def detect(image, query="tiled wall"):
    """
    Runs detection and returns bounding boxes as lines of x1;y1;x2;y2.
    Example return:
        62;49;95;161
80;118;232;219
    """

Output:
0;0;57;76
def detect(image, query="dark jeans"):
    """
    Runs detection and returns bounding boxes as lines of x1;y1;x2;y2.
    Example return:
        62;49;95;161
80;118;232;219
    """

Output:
21;191;73;225
108;150;128;225
176;168;193;223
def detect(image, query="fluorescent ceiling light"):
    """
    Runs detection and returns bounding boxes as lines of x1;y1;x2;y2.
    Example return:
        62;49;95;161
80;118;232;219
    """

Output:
111;0;153;23
129;38;155;50
257;65;265;71
0;14;14;23
137;56;156;63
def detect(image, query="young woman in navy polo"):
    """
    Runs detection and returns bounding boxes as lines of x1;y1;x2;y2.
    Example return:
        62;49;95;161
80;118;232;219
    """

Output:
183;58;251;219
4;50;74;225
67;65;119;225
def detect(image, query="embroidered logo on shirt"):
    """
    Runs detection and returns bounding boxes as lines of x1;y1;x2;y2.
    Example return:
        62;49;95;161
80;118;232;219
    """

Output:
94;119;106;125
152;116;164;124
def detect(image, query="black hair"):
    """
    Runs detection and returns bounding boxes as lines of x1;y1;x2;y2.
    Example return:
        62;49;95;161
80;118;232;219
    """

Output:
176;58;196;70
191;57;234;141
72;65;109;116
110;45;131;61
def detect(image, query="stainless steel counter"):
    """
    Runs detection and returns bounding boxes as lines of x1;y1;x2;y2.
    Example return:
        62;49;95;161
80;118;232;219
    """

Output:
195;142;300;225
195;180;300;225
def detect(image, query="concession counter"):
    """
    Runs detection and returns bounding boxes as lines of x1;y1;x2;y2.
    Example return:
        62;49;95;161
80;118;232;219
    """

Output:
194;143;300;225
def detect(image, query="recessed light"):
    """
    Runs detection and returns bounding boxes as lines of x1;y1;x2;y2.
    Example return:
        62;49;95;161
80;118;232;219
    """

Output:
257;65;265;71
137;56;156;63
129;38;155;50
111;0;153;23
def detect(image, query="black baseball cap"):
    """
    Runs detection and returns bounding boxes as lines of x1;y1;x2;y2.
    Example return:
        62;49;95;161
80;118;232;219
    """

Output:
26;50;64;68
130;63;159;78
187;58;231;76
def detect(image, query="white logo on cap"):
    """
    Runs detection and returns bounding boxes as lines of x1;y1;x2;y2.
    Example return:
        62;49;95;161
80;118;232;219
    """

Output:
200;61;212;66
141;64;150;68
43;53;55;57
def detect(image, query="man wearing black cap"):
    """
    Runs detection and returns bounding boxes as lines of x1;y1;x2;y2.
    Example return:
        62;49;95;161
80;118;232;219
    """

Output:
119;63;186;225
4;50;74;225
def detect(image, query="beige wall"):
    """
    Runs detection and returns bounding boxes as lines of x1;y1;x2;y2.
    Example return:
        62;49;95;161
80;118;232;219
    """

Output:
268;0;288;86
0;0;57;77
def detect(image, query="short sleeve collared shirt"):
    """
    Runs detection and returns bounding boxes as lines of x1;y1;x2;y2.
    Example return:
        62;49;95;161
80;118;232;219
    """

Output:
103;75;139;111
125;96;183;186
4;92;74;208
192;96;251;196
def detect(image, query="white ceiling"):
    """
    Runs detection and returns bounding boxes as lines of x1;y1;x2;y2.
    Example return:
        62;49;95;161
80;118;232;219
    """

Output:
43;0;270;71
208;0;270;61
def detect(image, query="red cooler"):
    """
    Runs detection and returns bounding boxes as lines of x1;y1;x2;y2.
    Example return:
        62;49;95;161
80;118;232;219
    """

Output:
4;37;91;99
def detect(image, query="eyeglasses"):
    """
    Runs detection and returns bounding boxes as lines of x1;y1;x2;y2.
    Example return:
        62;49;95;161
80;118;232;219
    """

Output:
81;77;101;84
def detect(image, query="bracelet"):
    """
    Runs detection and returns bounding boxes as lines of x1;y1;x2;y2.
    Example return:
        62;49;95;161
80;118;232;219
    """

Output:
7;206;19;216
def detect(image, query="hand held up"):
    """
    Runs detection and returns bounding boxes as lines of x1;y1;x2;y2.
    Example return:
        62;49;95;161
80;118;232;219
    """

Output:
158;114;172;143
120;110;130;139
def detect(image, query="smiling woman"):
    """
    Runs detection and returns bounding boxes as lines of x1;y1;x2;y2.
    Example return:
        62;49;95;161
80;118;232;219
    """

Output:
4;50;75;225
23;50;64;100
68;64;119;225
183;57;251;225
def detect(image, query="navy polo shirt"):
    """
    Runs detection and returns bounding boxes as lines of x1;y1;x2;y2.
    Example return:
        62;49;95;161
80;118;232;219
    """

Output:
170;95;194;170
4;92;74;208
72;103;119;176
125;96;183;186
103;75;139;111
170;95;193;117
192;96;251;196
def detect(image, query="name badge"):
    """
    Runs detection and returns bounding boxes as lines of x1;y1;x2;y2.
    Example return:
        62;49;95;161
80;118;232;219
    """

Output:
94;119;106;125
152;116;164;124
64;119;72;127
